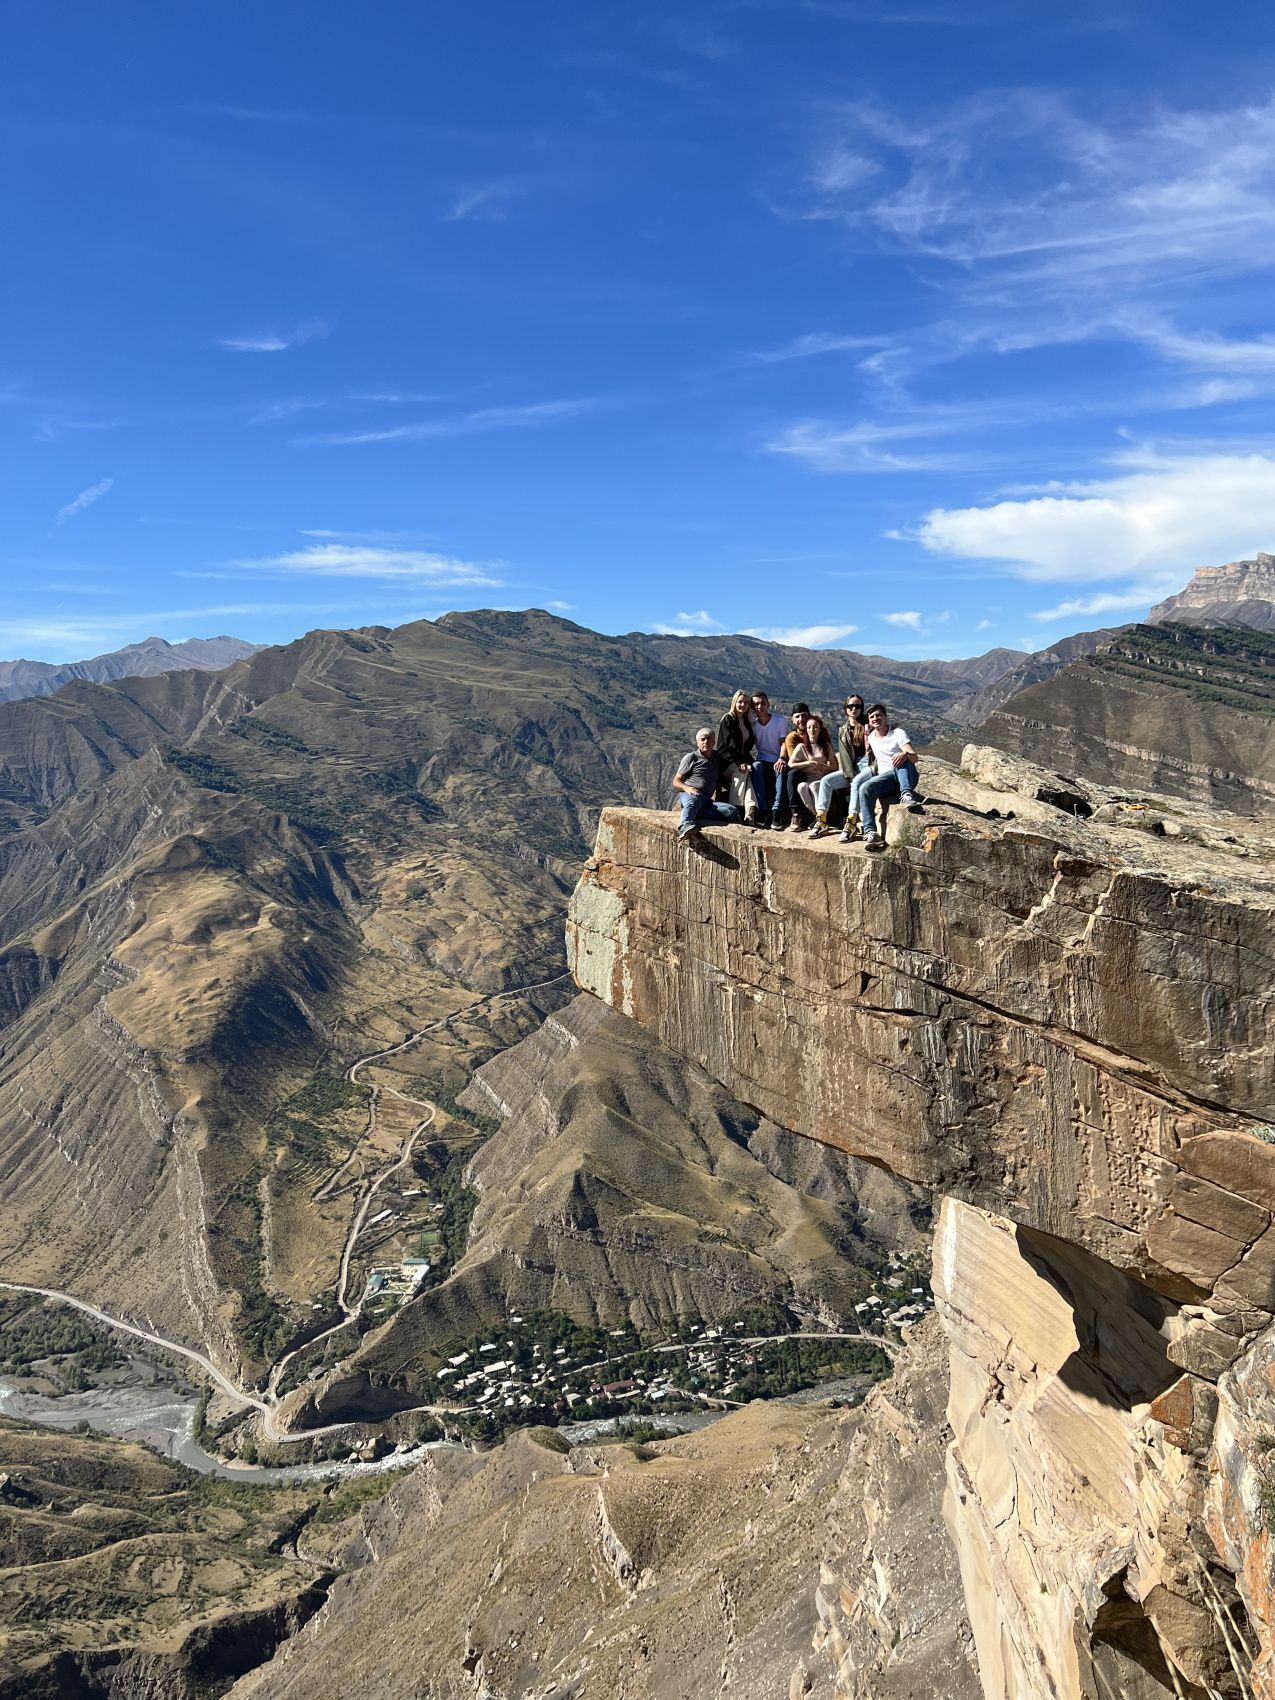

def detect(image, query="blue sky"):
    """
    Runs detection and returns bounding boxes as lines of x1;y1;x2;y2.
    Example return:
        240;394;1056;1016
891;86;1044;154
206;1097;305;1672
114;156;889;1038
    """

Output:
6;0;1275;663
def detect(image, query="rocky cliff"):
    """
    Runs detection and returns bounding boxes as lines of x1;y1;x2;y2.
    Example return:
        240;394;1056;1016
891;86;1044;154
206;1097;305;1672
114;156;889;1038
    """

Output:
568;752;1275;1698
1150;554;1275;632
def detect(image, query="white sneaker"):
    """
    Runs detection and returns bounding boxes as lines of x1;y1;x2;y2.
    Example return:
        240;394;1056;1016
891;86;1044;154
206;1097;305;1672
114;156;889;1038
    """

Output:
864;833;885;853
901;790;923;813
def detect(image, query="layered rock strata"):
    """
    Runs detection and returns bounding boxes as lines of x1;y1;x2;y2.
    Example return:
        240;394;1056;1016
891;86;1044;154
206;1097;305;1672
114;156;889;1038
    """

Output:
568;753;1275;1698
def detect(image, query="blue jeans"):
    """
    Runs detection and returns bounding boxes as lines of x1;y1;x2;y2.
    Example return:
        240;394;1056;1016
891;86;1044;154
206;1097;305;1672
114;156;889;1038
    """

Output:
679;791;741;833
817;755;871;817
858;760;919;835
750;757;782;817
847;760;877;824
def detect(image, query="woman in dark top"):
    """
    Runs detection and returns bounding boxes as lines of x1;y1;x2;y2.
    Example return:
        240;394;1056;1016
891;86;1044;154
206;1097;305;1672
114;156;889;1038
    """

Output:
810;695;869;837
715;689;759;823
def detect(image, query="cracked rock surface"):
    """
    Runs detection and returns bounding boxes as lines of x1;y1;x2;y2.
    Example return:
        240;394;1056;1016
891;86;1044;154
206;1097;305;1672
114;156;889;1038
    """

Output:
568;750;1275;1699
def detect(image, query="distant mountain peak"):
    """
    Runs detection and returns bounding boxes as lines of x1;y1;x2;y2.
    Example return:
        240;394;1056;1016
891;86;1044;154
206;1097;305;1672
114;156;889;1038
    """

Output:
1149;553;1275;632
0;634;263;705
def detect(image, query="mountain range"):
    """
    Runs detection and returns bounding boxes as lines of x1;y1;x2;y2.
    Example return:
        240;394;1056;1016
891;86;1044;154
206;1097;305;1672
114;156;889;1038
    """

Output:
0;550;1273;1687
0;610;945;1404
2;555;1272;1382
0;636;261;705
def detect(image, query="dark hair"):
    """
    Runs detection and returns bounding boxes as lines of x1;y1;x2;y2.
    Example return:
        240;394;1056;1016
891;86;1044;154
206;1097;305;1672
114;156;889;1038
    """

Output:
792;702;810;715
805;714;833;755
750;688;768;701
868;702;887;720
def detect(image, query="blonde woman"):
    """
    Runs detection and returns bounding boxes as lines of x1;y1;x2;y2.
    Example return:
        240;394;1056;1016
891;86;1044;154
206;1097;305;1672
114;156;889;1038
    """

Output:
714;689;760;825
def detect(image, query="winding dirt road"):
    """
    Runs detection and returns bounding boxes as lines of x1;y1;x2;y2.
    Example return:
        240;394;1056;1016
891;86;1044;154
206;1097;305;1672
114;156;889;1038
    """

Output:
1;971;571;1448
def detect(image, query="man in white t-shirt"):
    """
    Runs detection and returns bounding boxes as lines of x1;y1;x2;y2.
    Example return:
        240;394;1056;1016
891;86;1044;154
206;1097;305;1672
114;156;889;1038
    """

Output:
858;704;923;853
749;690;789;828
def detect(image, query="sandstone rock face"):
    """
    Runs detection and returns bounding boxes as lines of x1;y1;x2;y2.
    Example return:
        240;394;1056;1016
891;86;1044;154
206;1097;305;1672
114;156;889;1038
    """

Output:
1149;553;1275;631
568;753;1275;1698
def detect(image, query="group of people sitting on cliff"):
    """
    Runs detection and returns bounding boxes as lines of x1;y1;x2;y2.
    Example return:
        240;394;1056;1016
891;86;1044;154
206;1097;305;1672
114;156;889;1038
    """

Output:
673;690;923;853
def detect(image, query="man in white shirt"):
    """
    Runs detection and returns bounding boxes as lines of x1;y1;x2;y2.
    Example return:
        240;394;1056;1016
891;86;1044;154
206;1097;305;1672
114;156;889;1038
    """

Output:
859;704;923;853
749;690;789;829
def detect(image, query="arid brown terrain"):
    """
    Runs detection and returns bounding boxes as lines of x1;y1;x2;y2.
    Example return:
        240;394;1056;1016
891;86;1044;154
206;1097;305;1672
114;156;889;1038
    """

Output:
2;557;1273;1697
0;609;964;1397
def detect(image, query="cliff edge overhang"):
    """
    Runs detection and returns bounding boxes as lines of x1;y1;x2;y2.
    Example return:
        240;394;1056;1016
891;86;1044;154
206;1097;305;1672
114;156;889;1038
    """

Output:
569;751;1274;1312
567;748;1275;1699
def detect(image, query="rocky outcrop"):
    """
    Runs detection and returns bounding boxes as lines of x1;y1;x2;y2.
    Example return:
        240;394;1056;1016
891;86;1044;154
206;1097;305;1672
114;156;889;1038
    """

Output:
8;1583;331;1700
1149;553;1275;632
568;751;1275;1698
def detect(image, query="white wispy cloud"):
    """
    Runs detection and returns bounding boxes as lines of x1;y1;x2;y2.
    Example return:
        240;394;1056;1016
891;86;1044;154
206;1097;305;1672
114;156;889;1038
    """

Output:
917;450;1275;593
219;317;333;353
762;88;1275;458
764;415;988;473
1118;315;1275;374
348;391;444;404
444;179;523;222
882;610;922;629
35;414;128;442
545;599;574;612
304;399;592;446
798;92;1275;293
226;543;502;586
0;604;288;655
1029;590;1159;623
52;477;113;529
653;609;722;635
299;528;437;543
744;623;859;648
751;331;888;364
763;363;1275;477
248;396;326;424
808;140;880;196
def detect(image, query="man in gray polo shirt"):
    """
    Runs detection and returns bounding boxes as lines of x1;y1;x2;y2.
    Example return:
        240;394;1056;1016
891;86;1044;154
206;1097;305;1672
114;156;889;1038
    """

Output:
673;727;743;842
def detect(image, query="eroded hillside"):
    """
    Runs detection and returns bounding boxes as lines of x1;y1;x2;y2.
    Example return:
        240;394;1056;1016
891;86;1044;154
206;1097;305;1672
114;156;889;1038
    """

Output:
0;611;930;1396
956;621;1275;811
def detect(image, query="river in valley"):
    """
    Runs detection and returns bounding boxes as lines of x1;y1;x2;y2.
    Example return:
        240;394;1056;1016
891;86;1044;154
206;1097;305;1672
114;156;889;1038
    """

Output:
0;1362;872;1484
0;1359;452;1485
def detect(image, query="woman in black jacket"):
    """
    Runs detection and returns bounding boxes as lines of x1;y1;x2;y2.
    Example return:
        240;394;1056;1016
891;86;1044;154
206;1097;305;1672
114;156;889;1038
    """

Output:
715;689;759;824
